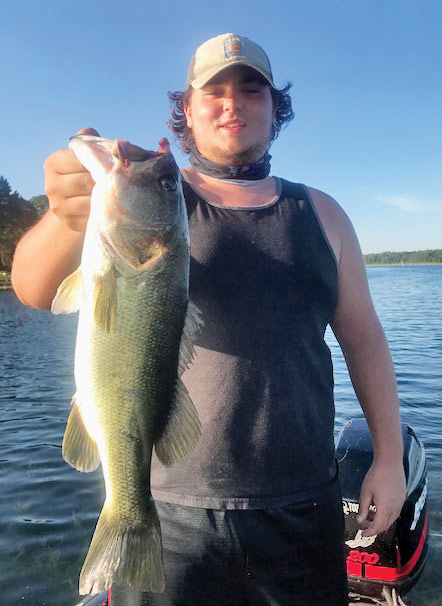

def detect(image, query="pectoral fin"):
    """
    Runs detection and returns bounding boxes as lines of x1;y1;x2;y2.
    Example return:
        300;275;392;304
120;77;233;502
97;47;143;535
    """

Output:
62;395;101;472
51;267;84;314
93;266;117;332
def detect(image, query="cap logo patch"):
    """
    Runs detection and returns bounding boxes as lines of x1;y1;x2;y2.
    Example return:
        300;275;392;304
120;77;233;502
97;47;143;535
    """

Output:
224;38;244;58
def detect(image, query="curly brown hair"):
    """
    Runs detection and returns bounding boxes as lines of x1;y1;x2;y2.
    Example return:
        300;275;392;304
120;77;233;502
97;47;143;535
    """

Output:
167;80;295;154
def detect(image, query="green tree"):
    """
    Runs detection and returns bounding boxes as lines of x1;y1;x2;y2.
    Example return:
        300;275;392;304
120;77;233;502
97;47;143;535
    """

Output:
29;194;49;216
0;176;12;199
0;176;38;271
364;249;442;265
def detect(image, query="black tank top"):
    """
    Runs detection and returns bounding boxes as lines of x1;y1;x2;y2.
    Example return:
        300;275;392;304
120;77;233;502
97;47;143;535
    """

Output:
150;177;338;509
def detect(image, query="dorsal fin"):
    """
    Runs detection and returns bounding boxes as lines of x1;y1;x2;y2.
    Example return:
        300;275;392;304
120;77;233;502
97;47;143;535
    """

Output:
154;300;203;466
178;300;203;376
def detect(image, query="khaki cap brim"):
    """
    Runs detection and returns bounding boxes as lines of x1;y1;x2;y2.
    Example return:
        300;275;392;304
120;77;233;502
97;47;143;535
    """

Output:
191;61;276;89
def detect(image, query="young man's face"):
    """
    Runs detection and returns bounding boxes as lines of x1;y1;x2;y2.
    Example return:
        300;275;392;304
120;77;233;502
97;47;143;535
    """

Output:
184;65;275;166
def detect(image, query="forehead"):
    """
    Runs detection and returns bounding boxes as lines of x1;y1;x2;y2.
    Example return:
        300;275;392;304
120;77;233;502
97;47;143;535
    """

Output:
203;65;269;87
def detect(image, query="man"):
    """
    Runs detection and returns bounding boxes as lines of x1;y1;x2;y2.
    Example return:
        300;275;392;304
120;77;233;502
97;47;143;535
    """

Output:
12;33;405;605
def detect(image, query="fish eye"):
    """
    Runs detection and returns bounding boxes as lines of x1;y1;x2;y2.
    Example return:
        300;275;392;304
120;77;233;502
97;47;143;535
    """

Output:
159;174;177;191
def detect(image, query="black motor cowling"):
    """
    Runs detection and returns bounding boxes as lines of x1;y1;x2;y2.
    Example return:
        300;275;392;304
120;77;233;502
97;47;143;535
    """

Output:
337;418;429;600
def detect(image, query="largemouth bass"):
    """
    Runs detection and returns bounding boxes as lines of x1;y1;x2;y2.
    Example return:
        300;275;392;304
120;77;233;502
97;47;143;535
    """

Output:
51;135;202;595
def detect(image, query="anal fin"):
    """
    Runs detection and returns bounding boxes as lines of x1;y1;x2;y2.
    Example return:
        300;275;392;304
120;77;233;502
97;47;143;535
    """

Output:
62;395;100;472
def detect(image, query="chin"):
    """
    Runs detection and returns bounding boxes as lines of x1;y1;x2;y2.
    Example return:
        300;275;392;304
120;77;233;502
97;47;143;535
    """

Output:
214;144;267;166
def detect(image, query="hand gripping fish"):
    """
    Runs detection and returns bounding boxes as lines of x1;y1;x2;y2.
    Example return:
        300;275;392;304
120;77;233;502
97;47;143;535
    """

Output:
51;135;202;595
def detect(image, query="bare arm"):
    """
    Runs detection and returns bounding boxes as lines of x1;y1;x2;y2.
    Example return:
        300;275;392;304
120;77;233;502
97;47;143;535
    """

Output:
11;128;97;309
310;188;406;536
11;210;85;309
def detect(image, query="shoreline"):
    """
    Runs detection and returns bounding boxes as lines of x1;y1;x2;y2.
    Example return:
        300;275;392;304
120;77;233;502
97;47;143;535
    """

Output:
365;262;442;267
0;272;12;290
1;263;442;290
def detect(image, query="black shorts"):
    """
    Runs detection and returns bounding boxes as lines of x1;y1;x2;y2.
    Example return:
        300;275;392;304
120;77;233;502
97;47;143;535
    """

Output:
111;477;348;606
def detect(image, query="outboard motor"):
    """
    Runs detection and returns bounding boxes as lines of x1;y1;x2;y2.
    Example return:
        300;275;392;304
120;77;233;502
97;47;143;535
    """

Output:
337;418;429;604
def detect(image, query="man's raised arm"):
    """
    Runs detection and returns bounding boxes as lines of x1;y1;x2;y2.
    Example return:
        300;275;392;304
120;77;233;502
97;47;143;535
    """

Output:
11;128;98;309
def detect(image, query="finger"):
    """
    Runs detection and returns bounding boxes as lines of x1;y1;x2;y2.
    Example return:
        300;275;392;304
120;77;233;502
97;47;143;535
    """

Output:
57;172;95;197
45;148;89;175
50;194;91;228
361;506;390;537
46;172;95;204
77;127;101;137
361;525;375;537
362;518;384;537
357;490;373;527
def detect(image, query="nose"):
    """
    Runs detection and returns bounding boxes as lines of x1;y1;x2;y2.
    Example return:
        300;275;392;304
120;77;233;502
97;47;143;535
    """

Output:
223;90;242;112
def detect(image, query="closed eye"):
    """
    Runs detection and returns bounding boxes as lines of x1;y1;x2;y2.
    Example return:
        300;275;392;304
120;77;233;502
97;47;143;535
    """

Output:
204;89;222;97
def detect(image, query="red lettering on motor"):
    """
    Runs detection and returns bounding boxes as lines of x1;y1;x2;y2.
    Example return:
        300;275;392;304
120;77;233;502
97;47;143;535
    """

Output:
347;550;380;565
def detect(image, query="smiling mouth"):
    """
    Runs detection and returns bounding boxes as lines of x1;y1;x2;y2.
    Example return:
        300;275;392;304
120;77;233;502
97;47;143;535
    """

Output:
220;124;246;131
220;118;247;128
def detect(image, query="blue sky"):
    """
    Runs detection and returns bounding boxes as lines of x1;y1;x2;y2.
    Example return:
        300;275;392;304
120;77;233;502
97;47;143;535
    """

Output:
2;0;441;253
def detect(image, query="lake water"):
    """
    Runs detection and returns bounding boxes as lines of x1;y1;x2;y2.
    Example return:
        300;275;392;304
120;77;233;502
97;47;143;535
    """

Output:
1;265;441;605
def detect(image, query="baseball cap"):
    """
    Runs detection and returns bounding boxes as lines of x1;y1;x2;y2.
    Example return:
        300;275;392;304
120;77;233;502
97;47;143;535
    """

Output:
187;33;275;89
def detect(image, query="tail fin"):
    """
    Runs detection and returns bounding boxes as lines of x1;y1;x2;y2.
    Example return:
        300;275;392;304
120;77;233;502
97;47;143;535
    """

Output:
79;499;165;595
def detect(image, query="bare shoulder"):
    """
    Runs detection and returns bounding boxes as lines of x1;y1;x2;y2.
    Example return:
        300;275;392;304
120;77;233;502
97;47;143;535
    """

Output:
307;186;340;208
307;186;375;333
307;186;352;226
306;186;356;265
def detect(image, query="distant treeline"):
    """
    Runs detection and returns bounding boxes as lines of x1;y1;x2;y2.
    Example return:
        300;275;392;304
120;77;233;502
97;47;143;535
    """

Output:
0;176;48;271
364;249;442;265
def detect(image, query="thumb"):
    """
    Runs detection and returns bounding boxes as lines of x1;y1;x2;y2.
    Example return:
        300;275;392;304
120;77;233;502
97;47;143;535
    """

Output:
77;127;100;136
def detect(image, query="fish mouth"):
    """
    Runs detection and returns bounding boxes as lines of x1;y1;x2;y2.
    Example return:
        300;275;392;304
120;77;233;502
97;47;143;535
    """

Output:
69;135;168;165
112;140;164;164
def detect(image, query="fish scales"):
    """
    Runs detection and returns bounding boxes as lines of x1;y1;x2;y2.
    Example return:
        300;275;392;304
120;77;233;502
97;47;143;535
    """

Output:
51;136;201;595
87;260;187;504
